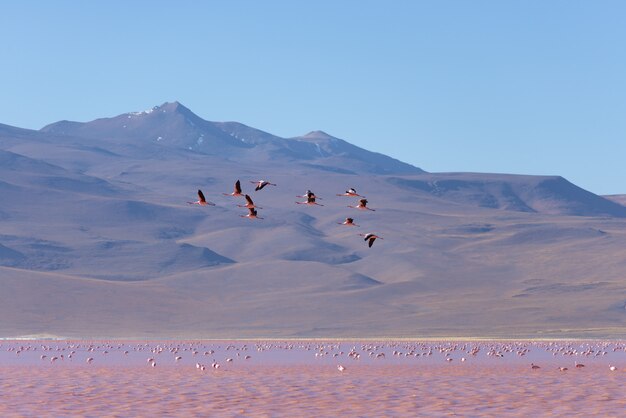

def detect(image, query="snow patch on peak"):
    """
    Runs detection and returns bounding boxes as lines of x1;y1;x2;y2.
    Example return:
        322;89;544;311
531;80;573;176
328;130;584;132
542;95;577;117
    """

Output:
128;106;158;117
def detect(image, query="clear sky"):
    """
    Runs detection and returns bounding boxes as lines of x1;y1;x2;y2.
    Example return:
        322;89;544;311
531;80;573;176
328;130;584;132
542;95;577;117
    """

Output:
1;1;625;194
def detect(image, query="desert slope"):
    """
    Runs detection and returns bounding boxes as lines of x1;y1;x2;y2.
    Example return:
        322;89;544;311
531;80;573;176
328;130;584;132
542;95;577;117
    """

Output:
1;103;625;338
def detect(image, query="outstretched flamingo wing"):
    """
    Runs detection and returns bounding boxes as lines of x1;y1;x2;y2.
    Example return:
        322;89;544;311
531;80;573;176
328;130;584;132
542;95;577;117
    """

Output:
198;189;206;203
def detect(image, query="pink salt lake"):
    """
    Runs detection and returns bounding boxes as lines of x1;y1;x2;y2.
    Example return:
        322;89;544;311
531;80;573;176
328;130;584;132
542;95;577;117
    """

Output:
1;340;625;416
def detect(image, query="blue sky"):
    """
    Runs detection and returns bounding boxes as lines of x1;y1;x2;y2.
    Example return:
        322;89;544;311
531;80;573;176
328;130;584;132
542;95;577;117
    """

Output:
2;1;625;194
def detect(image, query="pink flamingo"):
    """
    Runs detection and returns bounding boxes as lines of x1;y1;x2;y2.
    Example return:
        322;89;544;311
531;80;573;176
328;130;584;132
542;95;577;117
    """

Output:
223;180;243;197
337;188;364;197
296;194;324;206
338;217;359;227
251;180;276;191
348;198;375;211
297;190;322;200
237;194;262;209
188;189;215;206
359;233;382;248
240;207;263;219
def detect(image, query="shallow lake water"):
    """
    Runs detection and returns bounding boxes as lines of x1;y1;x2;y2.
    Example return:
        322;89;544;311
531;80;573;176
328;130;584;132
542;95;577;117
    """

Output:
1;340;625;416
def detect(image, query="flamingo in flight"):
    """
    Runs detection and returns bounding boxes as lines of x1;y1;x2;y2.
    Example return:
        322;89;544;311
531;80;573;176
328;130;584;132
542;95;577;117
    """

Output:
223;180;243;197
337;188;364;197
297;190;322;200
188;189;215;206
296;194;324;206
240;207;263;219
348;198;375;211
338;217;359;227
251;180;276;191
237;194;262;209
359;233;382;247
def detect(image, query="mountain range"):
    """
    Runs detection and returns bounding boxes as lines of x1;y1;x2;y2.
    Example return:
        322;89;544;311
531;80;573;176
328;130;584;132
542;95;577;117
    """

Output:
1;102;625;339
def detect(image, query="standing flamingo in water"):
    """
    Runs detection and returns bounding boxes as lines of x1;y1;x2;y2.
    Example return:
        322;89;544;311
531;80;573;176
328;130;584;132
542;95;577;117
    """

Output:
188;189;215;206
337;188;364;197
251;180;276;191
348;198;375;211
359;233;382;247
338;217;359;227
223;180;243;197
240;207;263;219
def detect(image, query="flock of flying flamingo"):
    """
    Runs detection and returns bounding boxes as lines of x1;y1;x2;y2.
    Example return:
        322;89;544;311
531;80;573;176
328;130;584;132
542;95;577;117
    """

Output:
188;179;383;247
